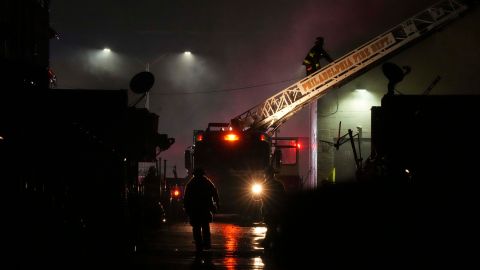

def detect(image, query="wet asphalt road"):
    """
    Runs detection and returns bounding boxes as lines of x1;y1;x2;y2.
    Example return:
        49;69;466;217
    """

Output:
128;216;279;269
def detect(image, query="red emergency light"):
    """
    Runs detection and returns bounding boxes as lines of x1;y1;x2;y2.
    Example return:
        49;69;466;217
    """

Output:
171;187;181;198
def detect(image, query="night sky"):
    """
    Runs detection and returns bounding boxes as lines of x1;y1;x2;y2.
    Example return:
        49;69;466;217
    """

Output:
49;0;437;177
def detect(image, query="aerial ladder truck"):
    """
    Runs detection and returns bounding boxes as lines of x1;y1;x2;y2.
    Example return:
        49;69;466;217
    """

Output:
184;0;471;215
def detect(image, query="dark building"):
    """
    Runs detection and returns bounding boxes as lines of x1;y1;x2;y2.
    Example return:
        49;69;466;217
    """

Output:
372;94;480;183
1;0;52;89
1;1;173;268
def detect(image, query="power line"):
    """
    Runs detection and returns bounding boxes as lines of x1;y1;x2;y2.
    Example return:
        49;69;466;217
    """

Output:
149;77;301;95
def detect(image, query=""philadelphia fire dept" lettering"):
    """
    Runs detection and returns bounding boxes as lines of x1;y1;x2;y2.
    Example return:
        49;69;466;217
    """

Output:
300;33;395;94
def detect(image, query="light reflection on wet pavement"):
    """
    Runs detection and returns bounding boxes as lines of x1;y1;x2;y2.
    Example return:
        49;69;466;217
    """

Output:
130;219;270;269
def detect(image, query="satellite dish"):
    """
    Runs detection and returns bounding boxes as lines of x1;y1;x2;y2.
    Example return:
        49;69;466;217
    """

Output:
382;62;411;95
129;71;155;94
382;62;404;83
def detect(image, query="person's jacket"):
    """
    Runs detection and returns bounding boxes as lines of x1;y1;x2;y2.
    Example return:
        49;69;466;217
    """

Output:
303;44;333;74
183;175;220;223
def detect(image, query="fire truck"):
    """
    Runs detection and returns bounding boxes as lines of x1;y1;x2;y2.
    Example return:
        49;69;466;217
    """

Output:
184;123;305;214
184;0;471;215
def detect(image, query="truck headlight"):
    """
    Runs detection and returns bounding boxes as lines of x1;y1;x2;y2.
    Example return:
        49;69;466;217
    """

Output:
251;183;263;195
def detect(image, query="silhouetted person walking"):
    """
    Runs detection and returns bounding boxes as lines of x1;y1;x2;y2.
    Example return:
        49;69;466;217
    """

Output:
303;36;333;75
261;166;286;252
183;168;220;253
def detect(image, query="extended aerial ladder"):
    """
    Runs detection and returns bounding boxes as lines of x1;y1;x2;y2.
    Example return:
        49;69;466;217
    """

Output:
231;0;470;135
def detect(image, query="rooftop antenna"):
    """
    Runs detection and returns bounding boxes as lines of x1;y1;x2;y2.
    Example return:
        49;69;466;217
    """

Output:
422;75;442;95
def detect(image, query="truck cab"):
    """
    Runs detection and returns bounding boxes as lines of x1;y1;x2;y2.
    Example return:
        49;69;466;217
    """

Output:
184;123;303;219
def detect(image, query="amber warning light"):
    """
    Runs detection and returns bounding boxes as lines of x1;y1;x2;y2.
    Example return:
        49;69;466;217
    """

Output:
224;133;239;141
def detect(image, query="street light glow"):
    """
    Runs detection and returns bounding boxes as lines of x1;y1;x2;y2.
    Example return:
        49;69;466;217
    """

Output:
89;47;121;72
180;50;195;64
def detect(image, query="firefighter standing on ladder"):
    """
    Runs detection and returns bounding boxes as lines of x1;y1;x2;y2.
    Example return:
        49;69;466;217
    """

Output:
303;36;333;76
